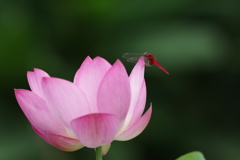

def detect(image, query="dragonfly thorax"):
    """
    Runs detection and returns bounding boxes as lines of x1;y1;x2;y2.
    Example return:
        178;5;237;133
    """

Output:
143;52;155;66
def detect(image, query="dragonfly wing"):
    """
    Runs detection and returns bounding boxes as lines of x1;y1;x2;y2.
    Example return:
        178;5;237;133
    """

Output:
122;53;143;63
126;57;140;63
122;53;132;59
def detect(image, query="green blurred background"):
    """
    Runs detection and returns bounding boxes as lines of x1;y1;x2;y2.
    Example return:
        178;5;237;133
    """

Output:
1;0;240;159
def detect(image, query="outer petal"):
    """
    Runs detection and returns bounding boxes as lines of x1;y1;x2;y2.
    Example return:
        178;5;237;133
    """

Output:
124;81;146;130
101;143;111;156
46;132;84;151
129;57;145;105
73;56;92;85
121;57;146;131
27;68;50;98
97;60;131;122
32;125;48;142
74;56;111;112
41;77;90;131
14;89;67;136
33;126;84;152
115;105;152;141
70;113;120;148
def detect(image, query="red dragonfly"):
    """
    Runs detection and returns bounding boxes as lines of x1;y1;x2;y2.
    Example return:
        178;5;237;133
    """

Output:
122;52;169;75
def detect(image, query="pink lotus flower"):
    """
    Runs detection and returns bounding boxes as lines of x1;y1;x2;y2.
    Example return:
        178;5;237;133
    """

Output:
14;56;152;155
